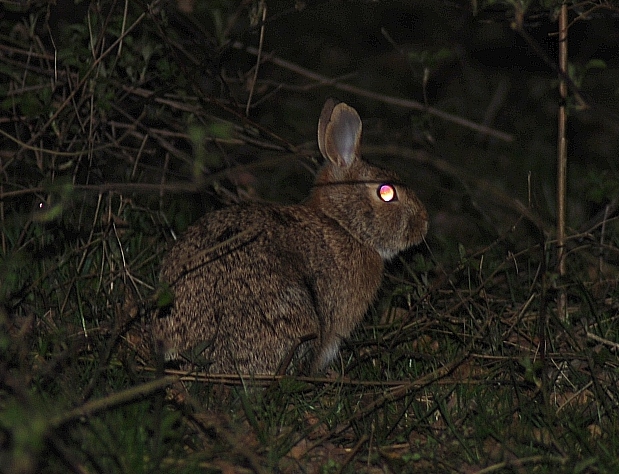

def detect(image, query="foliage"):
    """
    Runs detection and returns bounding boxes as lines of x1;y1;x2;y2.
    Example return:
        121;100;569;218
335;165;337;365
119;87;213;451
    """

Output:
1;0;619;473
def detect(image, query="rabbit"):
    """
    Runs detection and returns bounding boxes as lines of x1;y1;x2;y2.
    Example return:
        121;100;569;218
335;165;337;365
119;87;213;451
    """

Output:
152;99;429;375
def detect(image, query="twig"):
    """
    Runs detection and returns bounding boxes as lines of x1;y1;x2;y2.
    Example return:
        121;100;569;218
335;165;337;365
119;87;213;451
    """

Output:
50;376;178;428
246;0;267;116
556;5;569;321
232;41;513;142
586;332;619;351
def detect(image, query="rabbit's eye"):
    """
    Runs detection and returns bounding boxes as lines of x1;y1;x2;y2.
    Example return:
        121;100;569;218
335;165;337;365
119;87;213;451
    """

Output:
378;184;398;202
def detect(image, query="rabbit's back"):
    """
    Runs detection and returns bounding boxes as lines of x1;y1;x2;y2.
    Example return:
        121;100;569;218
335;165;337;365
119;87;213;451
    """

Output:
154;203;383;374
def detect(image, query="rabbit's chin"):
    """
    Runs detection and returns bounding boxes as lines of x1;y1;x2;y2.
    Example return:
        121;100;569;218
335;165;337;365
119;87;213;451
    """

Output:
379;246;419;261
377;248;399;261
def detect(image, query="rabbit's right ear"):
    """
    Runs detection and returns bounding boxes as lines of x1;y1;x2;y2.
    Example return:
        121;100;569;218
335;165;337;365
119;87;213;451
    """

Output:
318;99;362;168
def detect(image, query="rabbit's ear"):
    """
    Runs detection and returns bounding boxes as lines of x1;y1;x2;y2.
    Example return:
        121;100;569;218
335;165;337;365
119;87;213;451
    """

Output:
318;98;337;158
318;100;362;168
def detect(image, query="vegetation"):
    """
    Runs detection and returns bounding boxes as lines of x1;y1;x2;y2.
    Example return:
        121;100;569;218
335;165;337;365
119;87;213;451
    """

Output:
2;0;619;472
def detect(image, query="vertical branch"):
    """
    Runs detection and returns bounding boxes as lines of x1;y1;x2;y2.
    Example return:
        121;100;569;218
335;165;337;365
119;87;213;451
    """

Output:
556;4;568;320
246;0;267;116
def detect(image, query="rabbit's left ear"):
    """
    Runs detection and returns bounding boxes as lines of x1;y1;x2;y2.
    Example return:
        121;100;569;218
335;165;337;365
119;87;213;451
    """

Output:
318;100;362;168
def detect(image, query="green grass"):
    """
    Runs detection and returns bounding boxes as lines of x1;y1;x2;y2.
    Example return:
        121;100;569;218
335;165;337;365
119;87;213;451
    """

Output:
2;1;619;473
5;225;618;472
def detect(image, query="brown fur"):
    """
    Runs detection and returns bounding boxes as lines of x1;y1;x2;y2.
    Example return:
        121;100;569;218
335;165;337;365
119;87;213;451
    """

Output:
152;100;428;374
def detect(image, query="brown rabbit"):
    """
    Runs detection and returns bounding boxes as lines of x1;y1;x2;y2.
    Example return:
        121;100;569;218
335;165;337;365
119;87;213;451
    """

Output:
152;99;428;374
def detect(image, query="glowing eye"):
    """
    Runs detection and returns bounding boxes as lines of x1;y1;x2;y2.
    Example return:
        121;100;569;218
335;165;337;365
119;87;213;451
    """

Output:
378;184;397;202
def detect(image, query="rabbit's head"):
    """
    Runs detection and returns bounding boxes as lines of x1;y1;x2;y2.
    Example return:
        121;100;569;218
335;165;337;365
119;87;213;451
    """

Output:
310;99;428;260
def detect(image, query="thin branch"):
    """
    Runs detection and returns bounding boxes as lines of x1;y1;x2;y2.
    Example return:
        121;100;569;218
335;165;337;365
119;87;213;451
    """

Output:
557;4;569;320
232;41;514;142
50;376;178;428
245;0;267;116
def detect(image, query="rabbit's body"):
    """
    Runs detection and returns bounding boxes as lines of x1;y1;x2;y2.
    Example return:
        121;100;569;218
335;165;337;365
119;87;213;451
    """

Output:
156;203;383;373
153;100;428;374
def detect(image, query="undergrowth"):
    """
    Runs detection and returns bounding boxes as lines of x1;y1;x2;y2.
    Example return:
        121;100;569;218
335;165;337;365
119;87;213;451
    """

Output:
2;1;619;473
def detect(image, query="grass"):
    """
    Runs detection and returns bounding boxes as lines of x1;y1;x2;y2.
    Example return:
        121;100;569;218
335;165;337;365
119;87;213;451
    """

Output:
2;1;619;473
4;209;618;472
